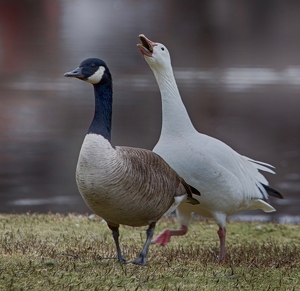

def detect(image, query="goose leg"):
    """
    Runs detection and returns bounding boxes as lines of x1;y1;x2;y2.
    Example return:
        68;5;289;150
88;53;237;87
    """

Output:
132;222;156;265
108;225;126;263
151;225;187;246
217;227;226;262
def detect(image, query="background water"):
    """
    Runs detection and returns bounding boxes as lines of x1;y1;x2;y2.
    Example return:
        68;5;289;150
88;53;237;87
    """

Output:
0;0;299;223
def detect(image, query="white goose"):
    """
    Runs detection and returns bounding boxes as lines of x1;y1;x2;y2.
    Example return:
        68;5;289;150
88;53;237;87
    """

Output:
137;35;283;261
64;58;199;265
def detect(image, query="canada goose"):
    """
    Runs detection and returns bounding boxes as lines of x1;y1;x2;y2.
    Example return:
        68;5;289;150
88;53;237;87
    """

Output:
137;34;283;262
64;58;199;265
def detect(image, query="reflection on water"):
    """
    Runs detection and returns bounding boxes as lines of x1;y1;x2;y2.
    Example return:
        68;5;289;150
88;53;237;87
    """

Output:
0;1;300;222
6;66;300;92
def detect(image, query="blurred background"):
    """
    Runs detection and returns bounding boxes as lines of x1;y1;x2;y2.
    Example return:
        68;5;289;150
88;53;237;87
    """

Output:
0;0;299;222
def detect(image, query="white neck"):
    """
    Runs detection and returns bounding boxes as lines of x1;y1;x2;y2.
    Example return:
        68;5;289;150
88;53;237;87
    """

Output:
152;66;196;136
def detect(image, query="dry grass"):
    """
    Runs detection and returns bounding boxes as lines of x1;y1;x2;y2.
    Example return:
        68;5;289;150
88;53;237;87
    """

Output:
0;213;299;290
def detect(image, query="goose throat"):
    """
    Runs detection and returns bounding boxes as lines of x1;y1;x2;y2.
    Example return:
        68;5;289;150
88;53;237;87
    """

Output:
88;82;113;141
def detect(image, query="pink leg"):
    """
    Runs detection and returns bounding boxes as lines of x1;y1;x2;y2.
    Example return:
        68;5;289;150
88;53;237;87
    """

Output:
152;225;188;246
217;227;226;262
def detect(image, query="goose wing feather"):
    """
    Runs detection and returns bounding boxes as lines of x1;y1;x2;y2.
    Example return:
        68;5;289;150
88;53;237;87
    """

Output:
201;134;276;201
155;132;276;205
116;145;190;200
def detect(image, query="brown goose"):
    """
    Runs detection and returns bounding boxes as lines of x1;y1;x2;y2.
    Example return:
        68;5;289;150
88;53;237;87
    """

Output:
64;58;200;265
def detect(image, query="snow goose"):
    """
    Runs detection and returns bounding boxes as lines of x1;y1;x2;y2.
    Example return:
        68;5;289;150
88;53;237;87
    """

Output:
137;35;283;262
64;58;199;265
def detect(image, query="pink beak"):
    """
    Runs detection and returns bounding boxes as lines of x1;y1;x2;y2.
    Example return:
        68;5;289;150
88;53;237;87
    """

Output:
137;34;158;57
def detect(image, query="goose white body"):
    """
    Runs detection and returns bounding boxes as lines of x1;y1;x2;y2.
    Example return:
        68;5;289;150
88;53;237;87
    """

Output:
154;130;275;225
137;35;282;261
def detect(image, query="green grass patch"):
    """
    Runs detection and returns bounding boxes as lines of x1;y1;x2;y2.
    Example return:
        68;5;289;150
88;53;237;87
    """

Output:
0;213;299;290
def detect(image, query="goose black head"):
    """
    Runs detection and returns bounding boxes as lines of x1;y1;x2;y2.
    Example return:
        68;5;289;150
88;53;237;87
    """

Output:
64;58;111;85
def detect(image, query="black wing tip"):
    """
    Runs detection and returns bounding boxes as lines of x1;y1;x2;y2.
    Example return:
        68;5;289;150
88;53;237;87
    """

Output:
262;184;284;199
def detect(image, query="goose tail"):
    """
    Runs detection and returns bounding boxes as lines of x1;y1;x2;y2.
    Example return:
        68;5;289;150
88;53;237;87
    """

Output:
186;196;200;205
185;183;200;205
261;184;284;199
242;156;284;200
189;185;201;196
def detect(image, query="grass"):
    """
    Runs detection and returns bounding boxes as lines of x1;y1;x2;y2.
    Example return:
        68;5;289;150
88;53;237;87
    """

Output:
0;213;299;290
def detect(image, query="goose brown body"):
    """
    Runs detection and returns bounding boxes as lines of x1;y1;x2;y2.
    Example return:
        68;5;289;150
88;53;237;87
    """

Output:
64;58;199;265
76;133;193;228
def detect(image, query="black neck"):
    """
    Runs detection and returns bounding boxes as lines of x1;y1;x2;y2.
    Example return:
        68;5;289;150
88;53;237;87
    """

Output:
87;80;113;141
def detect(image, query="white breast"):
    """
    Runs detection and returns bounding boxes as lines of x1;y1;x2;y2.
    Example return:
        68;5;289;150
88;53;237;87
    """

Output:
76;134;116;185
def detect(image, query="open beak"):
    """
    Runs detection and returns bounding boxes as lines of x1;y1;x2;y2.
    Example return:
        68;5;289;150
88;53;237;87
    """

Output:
64;67;84;78
137;34;157;57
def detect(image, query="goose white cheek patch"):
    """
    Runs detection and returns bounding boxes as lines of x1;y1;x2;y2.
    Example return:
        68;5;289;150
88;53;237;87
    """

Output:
87;66;105;84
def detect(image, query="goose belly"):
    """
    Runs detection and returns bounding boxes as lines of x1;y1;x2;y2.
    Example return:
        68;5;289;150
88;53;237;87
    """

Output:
76;177;170;227
77;185;155;227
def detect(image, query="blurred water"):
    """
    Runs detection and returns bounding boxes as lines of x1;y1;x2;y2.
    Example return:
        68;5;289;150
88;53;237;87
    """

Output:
0;1;299;222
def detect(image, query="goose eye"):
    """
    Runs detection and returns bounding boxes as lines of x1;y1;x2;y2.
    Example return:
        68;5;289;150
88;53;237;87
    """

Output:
161;47;165;51
91;64;96;68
